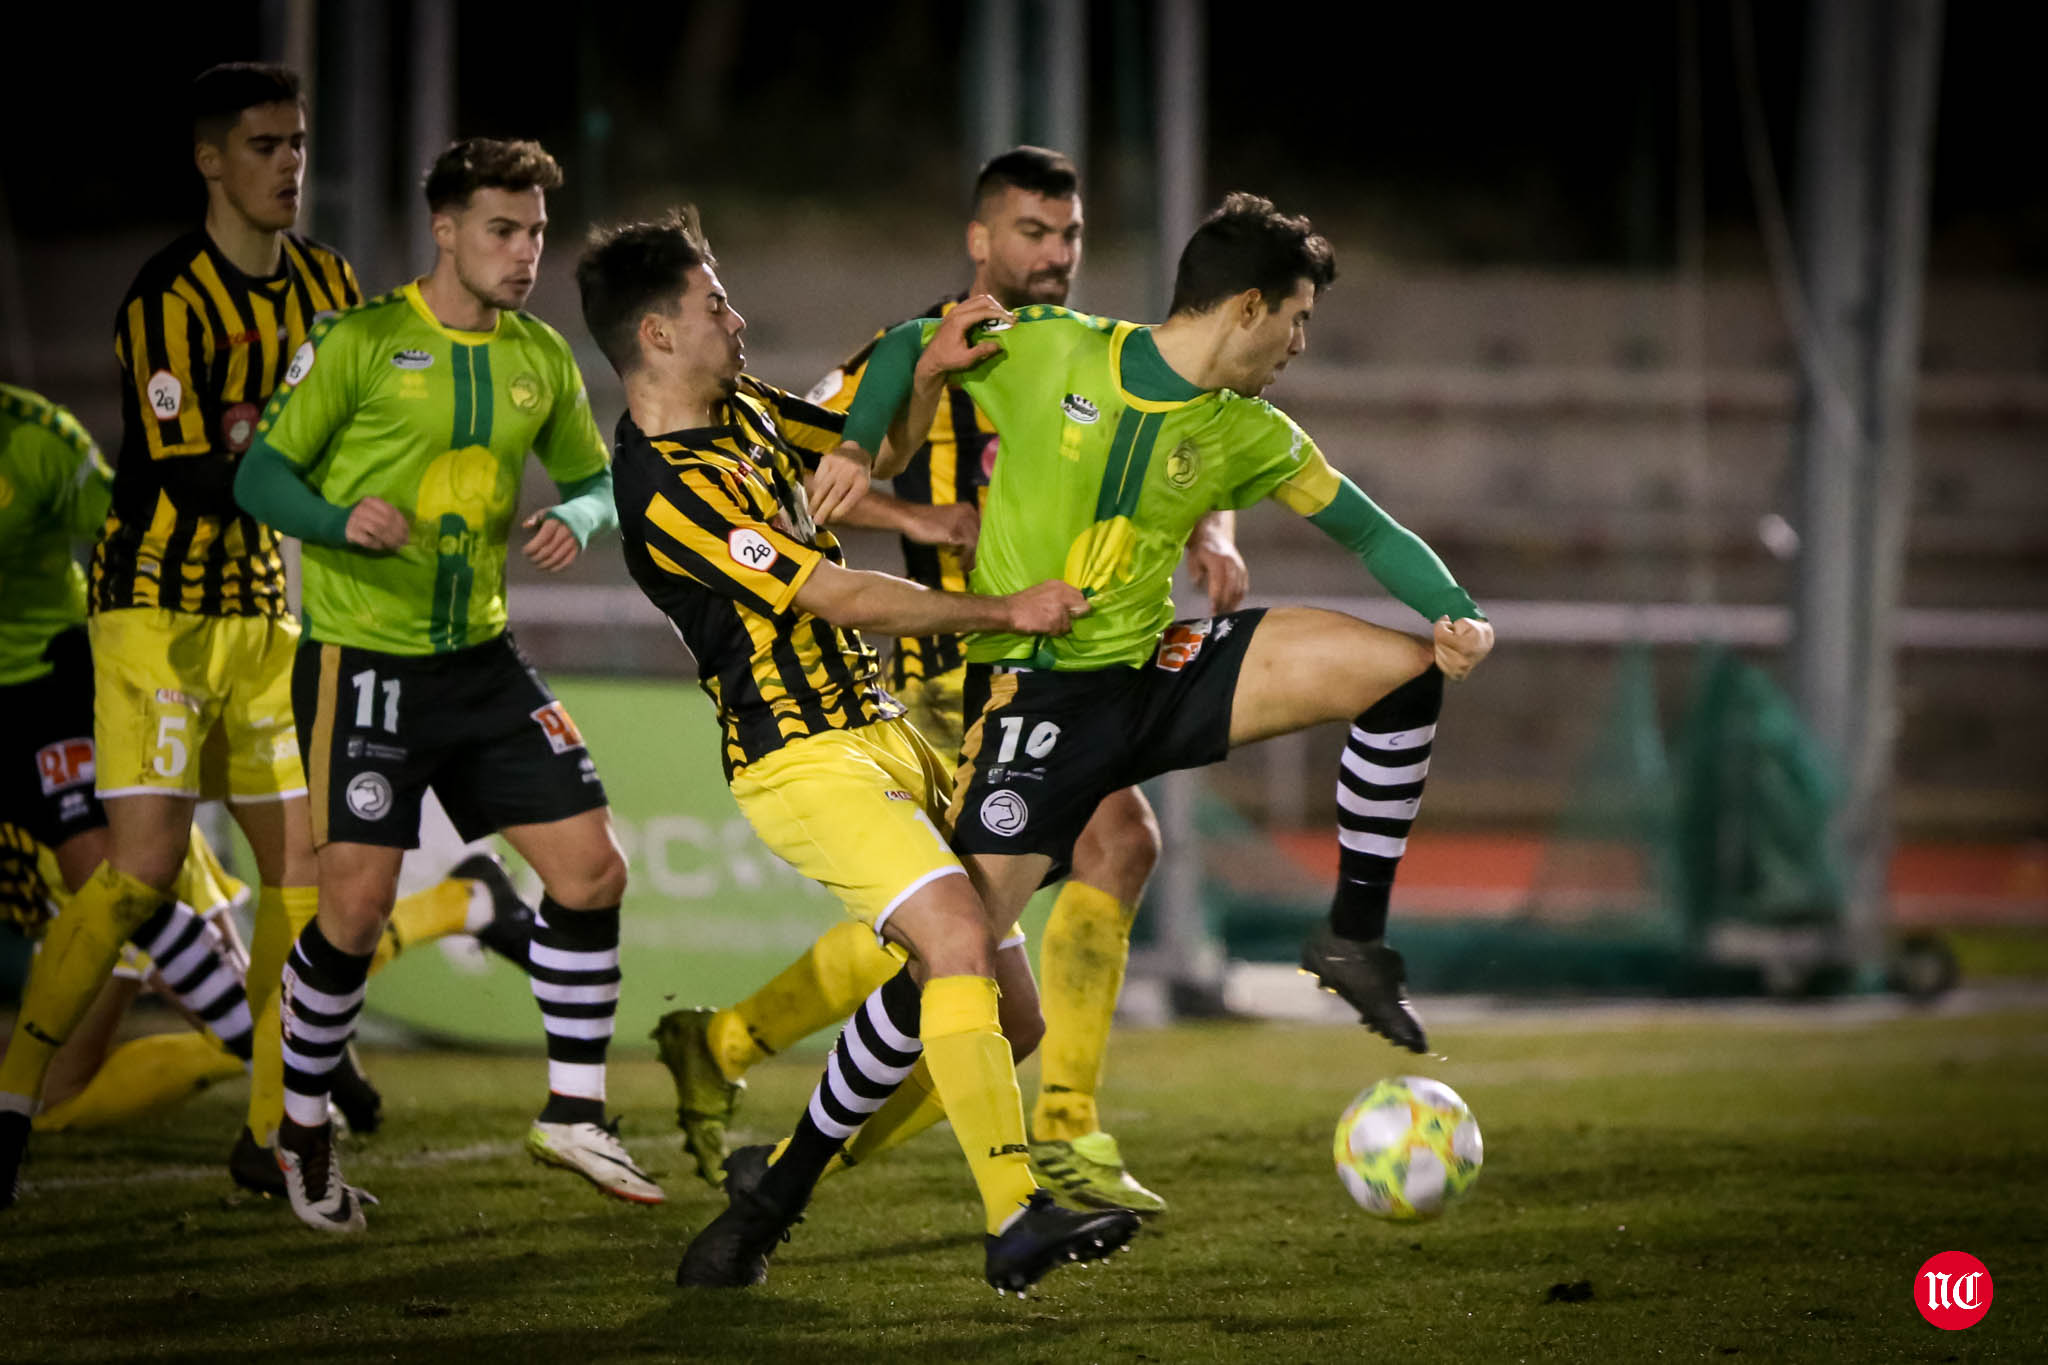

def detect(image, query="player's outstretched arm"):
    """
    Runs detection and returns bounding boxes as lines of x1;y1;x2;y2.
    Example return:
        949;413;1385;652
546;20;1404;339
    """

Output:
834;491;980;567
837;298;1012;482
234;440;407;552
792;558;1085;639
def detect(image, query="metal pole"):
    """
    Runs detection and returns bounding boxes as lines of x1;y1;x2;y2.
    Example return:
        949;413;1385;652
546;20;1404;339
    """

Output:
334;0;391;286
967;0;1024;169
405;0;455;280
1152;0;1219;1011
1789;0;1943;988
1035;0;1088;171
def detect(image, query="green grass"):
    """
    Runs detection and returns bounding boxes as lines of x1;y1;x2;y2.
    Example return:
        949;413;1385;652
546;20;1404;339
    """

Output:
5;1008;2046;1362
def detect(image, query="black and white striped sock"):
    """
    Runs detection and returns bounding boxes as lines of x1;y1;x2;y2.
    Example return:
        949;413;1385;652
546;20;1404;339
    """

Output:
129;902;255;1061
757;965;922;1215
529;898;619;1126
1332;667;1445;943
279;921;372;1129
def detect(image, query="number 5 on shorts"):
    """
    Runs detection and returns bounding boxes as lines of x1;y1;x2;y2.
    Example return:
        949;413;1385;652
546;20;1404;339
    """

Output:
153;714;189;778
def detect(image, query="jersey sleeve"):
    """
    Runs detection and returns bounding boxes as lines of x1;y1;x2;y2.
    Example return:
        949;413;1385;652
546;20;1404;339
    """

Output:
532;333;610;483
804;339;872;416
737;376;846;471
27;402;114;538
1220;402;1342;513
115;286;212;459
252;315;361;473
632;462;823;617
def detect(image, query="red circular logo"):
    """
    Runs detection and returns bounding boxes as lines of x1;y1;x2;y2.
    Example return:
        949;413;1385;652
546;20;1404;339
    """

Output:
1914;1251;1992;1330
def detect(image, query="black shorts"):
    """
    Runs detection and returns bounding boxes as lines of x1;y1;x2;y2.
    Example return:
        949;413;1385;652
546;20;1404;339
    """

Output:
1;628;106;930
293;631;607;850
950;609;1265;862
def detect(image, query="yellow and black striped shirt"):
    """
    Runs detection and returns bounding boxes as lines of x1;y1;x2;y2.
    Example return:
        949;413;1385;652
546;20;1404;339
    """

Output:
808;294;997;688
613;375;904;779
94;229;360;617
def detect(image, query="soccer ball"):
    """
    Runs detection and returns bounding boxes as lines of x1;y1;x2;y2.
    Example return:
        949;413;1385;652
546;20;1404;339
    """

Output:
1333;1076;1483;1221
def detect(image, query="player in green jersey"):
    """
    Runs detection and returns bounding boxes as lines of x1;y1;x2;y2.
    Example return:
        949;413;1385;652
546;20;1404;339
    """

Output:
834;193;1495;1061
235;138;661;1233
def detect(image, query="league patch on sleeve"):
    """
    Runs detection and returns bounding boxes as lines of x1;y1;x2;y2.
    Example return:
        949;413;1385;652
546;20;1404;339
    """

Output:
146;370;183;419
284;341;316;387
728;528;781;573
806;370;845;404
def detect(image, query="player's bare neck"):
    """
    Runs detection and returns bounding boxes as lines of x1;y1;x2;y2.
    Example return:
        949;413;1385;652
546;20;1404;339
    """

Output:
1148;317;1226;393
625;374;718;438
204;204;284;280
418;265;498;334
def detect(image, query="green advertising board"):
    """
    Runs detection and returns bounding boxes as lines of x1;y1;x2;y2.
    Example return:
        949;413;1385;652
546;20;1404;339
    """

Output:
364;678;854;1047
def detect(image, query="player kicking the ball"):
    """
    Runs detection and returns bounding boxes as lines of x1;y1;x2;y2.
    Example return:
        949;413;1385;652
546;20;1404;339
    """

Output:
235;138;659;1233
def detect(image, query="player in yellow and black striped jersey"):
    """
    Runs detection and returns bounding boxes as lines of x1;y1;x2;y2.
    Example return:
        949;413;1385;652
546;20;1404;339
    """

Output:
96;184;357;618
584;213;1140;1290
616;375;901;777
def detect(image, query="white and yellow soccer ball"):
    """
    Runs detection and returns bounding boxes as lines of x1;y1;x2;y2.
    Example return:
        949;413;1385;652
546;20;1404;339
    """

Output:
1334;1076;1483;1221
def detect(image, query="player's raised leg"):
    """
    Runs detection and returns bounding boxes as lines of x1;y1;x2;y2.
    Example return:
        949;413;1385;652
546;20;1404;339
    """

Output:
1228;605;1449;1050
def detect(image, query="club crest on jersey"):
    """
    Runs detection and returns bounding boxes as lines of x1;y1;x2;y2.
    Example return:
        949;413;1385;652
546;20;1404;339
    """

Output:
1165;439;1201;489
221;403;258;453
728;528;780;572
391;349;434;370
508;372;546;413
284;342;316;387
146;370;183;419
1061;393;1100;425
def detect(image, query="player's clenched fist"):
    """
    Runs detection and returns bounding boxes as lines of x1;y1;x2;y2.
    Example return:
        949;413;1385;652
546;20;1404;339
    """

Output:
345;496;409;552
1433;615;1494;682
1004;580;1091;636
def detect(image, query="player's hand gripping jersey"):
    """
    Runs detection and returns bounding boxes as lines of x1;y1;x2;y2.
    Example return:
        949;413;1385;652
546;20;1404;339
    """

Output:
250;283;610;654
95;231;359;618
844;306;1480;672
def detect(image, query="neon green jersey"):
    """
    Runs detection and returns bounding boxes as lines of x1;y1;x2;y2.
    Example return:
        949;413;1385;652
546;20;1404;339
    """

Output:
922;306;1342;669
0;385;113;684
254;283;609;656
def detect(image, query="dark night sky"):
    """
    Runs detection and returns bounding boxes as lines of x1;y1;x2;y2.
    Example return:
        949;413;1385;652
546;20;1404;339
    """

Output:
2;1;2040;273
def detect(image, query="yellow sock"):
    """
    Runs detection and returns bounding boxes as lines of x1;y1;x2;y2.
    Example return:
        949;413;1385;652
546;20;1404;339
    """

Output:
1032;880;1137;1141
379;877;476;969
0;864;165;1107
711;920;902;1081
34;1032;243;1132
244;884;318;1143
921;974;1037;1234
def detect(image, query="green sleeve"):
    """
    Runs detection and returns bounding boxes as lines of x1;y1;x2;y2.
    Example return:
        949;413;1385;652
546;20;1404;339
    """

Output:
33;406;113;539
233;440;353;547
840;319;929;455
532;333;610;485
542;468;616;548
1307;477;1484;623
254;316;359;470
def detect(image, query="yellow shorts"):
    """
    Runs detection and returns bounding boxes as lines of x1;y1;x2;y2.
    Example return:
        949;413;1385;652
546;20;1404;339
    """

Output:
89;608;305;803
729;716;971;943
895;664;968;766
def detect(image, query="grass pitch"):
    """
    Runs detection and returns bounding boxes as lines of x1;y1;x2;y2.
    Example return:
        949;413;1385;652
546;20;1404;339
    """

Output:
4;1004;2044;1362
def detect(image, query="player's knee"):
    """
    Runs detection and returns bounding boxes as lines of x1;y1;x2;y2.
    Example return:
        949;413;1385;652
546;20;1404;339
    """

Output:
542;844;629;909
113;840;187;896
1073;789;1162;896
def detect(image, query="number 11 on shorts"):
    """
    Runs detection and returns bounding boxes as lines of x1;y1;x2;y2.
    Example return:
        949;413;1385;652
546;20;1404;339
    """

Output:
350;669;401;733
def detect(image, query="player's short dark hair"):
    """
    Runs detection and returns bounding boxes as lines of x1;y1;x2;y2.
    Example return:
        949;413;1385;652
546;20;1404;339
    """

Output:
972;145;1080;218
190;62;303;148
576;207;719;376
1168;192;1337;317
423;138;564;213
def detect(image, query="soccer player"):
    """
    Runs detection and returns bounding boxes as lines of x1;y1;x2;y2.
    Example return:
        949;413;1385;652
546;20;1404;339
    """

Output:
234;137;658;1233
0;383;259;1203
575;208;1139;1293
654;146;1240;1213
837;193;1496;1055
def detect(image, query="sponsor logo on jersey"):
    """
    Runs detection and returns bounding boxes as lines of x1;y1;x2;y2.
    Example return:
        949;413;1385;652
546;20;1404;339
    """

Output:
146;370;183;419
36;739;94;796
979;789;1030;836
345;771;393;821
508;372;546;413
728;528;780;572
221;402;259;453
1061;393;1100;424
530;701;586;755
885;789;914;802
391;348;435;370
284;342;316;387
1165;439;1201;489
154;688;195;707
